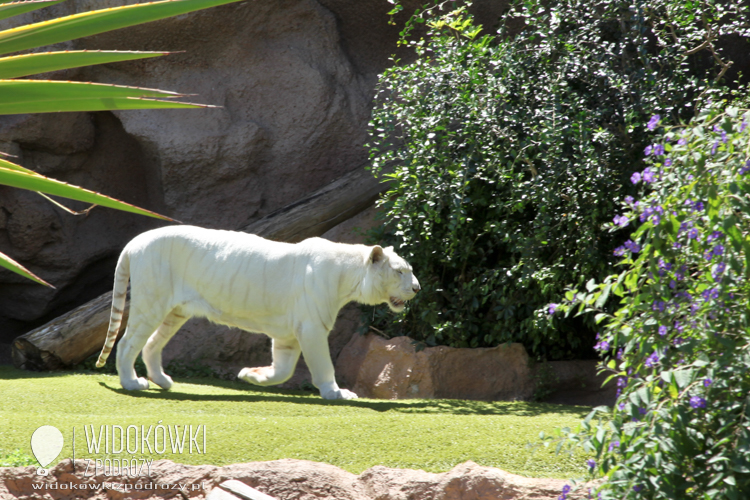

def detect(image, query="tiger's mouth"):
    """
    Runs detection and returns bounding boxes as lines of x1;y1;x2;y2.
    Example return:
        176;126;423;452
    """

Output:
389;296;406;309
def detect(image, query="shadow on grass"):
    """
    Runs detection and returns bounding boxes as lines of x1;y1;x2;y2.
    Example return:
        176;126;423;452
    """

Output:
96;381;591;417
0;365;592;417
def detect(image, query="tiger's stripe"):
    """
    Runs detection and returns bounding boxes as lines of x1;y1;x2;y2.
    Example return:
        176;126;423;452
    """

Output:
96;252;130;367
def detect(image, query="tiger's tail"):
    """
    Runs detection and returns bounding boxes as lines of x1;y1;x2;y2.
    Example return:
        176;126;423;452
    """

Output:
96;251;130;368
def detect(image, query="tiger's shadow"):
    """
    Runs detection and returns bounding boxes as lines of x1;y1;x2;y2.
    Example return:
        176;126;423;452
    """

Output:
97;381;591;416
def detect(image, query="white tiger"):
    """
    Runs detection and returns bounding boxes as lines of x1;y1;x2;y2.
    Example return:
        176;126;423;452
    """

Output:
95;225;420;400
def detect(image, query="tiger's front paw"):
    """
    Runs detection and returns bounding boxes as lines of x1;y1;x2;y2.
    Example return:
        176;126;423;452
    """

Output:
321;388;358;400
148;373;173;390
238;366;270;386
121;376;149;391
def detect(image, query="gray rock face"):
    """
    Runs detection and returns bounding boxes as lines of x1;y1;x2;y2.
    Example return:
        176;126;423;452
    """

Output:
0;1;508;358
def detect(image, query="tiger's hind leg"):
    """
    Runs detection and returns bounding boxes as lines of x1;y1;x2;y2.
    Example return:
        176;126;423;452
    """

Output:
116;309;166;391
142;308;189;390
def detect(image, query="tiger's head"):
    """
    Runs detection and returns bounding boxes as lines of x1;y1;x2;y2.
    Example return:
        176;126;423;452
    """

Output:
365;245;420;312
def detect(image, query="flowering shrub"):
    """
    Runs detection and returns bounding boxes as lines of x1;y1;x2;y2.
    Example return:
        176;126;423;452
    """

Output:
557;103;750;498
365;0;747;359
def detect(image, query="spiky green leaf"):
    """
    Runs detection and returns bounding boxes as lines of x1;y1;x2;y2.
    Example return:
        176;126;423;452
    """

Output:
0;249;53;287
0;50;169;79
0;79;212;114
0;0;244;57
0;164;173;220
0;0;64;23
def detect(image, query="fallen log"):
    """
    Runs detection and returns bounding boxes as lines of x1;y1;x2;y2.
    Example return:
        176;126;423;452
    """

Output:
238;162;388;242
12;165;388;371
12;291;127;370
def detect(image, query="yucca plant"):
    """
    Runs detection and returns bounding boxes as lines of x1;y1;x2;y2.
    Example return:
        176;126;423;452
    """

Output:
0;0;243;286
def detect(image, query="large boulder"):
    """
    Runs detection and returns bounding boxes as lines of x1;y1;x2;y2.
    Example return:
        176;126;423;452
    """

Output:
335;333;616;405
336;333;535;401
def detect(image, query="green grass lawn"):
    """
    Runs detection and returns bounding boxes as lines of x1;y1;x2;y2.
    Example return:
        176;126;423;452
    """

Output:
0;365;592;478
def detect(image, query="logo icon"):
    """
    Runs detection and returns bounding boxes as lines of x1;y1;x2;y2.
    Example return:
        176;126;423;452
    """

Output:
31;425;64;476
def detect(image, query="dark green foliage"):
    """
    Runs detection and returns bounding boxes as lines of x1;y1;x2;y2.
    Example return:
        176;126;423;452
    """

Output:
366;0;743;359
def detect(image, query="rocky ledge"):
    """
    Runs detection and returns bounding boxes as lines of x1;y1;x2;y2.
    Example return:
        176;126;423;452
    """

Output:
0;458;594;499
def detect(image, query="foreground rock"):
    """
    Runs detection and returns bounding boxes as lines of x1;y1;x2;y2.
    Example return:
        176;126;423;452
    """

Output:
0;459;592;500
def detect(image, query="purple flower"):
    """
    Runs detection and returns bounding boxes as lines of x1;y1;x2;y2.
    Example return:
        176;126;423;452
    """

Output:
631;171;642;184
711;140;719;155
704;378;712;387
721;130;728;143
653;144;665;156
688;228;699;240
645;351;659;368
742;120;748;133
624;195;634;204
741;160;750;175
713;262;726;282
713;244;724;256
613;215;629;227
548;303;558;315
702;288;720;301
664;158;672;166
658;325;668;336
693;201;705;212
586;459;596;470
644;145;653;156
624;239;641;253
690;396;707;409
647;115;661;130
678;137;688;146
707;231;724;242
609;440;620;451
595;340;611;352
675;267;686;281
642;168;655;183
614;246;626;257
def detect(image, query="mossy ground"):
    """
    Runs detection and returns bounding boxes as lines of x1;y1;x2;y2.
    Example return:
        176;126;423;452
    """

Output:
0;365;593;478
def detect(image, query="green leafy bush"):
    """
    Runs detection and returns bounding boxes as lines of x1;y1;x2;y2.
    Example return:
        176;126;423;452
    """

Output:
557;101;750;498
366;0;747;359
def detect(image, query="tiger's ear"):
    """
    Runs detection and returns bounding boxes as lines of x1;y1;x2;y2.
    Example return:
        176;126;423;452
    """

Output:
369;245;387;264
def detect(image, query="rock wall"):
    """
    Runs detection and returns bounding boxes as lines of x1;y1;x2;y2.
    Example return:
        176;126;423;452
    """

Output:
0;459;592;500
0;1;509;364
